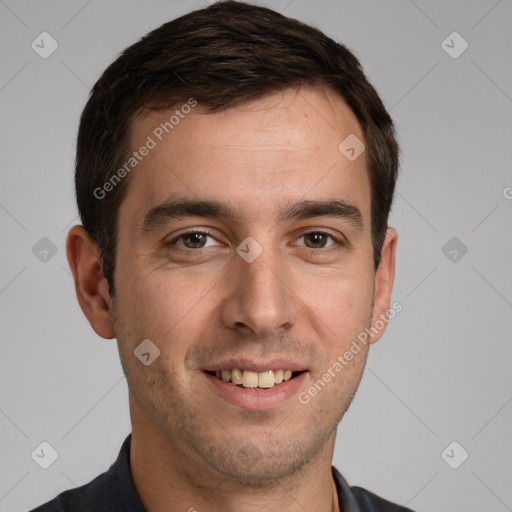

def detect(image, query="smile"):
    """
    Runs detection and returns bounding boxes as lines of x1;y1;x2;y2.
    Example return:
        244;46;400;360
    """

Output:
205;369;302;389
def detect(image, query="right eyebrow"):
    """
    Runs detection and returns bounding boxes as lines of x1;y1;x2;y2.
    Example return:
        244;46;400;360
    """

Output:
141;198;244;232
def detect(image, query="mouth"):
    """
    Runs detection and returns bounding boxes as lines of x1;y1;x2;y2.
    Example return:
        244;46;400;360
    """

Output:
204;369;304;390
202;360;309;410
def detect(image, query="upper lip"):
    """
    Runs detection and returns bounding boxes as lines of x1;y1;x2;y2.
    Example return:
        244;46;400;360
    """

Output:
203;358;307;373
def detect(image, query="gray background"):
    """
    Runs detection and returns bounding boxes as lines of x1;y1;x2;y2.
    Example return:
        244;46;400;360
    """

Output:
1;1;511;511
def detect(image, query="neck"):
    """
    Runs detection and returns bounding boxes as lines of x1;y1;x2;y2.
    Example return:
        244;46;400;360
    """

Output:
129;406;339;512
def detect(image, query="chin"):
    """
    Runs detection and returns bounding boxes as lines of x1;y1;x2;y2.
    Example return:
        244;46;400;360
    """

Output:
193;430;329;489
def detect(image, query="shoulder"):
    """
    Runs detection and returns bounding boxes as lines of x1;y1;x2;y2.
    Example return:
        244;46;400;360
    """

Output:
26;470;109;512
26;435;144;512
351;486;415;512
27;500;62;512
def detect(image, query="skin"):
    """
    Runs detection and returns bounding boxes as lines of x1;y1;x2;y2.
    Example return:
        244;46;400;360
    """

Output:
67;87;397;512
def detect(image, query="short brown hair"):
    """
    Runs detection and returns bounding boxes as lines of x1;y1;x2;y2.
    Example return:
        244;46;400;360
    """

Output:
75;0;399;297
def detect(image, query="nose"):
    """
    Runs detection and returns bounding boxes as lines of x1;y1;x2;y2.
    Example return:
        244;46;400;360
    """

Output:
221;244;298;339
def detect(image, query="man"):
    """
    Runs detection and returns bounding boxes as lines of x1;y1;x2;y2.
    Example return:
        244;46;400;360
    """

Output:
31;1;409;511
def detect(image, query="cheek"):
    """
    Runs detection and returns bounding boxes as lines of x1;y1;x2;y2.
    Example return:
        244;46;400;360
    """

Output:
305;267;374;344
113;275;190;393
116;267;217;362
112;269;171;361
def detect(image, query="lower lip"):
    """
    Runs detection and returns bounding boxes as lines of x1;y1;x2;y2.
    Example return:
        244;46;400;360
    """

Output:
204;372;308;411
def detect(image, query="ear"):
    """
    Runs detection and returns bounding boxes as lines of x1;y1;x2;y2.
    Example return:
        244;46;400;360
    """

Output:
368;227;398;345
66;225;116;339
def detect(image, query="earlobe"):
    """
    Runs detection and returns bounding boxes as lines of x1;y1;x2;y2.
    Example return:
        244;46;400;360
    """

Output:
66;225;116;340
369;227;398;345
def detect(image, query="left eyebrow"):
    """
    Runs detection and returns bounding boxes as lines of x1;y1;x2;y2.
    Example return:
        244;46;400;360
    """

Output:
140;197;364;233
277;199;363;230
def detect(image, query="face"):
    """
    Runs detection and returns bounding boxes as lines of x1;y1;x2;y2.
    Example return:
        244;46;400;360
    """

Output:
105;88;395;486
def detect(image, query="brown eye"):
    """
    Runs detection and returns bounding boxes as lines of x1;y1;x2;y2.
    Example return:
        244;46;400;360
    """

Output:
301;232;337;249
182;232;208;248
168;231;219;250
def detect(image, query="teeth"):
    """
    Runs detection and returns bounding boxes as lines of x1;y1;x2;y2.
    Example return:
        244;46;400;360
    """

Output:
242;370;259;388
231;368;243;385
211;368;298;388
258;370;275;388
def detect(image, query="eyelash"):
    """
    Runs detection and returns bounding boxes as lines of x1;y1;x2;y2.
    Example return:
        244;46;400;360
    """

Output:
167;229;344;253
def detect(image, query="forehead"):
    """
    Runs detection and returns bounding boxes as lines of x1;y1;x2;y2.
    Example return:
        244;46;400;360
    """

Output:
120;87;370;230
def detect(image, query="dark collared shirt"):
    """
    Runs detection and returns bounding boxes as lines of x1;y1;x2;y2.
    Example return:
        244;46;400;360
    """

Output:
28;435;414;512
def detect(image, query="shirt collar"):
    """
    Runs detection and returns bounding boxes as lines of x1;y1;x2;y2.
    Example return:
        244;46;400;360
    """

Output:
332;465;362;512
